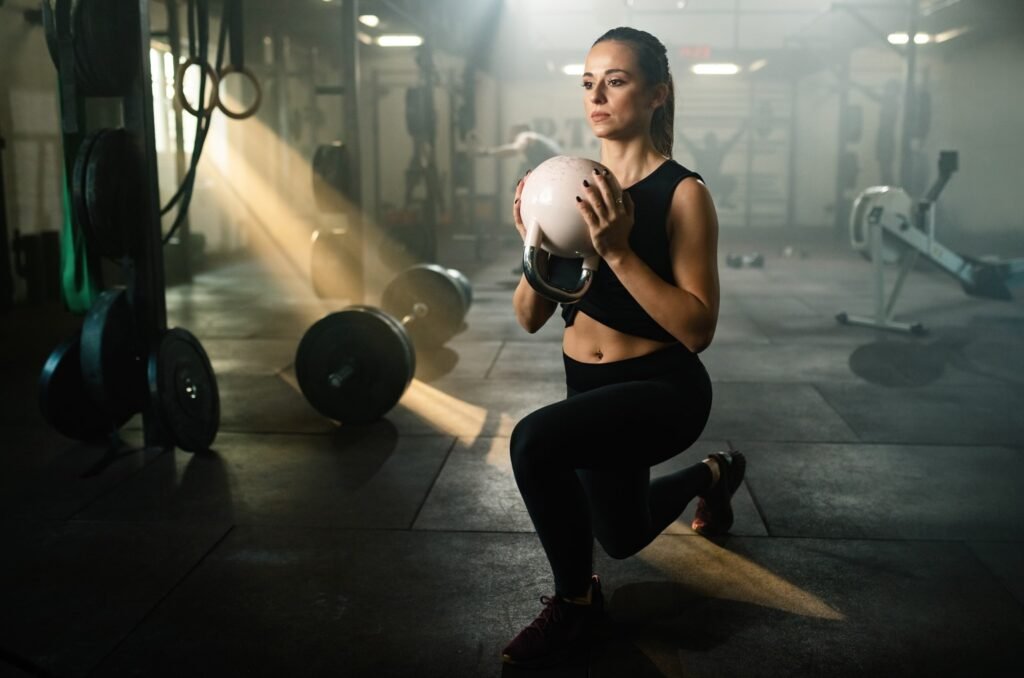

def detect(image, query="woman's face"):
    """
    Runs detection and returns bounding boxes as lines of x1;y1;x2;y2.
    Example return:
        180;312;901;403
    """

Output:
582;40;663;142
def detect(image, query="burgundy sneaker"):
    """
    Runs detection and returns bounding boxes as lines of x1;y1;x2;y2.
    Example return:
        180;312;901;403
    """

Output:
501;575;604;668
691;451;746;537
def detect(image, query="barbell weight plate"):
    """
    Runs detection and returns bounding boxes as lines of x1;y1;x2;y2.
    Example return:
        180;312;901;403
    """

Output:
445;268;473;313
80;288;147;422
148;328;220;453
42;0;141;97
294;306;415;424
84;128;144;259
312;143;352;214
310;229;358;301
38;333;119;442
71;129;102;256
380;264;467;349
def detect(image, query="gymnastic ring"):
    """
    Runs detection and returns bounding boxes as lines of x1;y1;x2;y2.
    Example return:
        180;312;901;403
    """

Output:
175;57;219;117
215;64;263;120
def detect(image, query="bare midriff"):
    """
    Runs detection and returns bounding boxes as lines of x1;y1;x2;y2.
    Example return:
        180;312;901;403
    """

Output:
562;309;676;364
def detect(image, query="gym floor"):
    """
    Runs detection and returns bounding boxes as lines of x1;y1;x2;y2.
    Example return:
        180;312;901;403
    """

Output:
2;229;1023;677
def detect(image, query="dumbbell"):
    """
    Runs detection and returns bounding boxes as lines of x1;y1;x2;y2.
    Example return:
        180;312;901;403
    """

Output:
294;264;472;424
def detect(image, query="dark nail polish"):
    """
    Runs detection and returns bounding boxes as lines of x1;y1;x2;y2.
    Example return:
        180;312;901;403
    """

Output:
582;180;590;188
575;196;582;202
593;168;600;175
514;198;520;204
603;169;609;175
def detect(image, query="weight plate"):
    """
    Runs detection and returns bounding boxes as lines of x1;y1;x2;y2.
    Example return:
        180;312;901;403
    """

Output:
39;333;117;442
148;328;220;452
312;143;352;213
84;128;144;258
310;229;358;300
72;128;102;255
445;267;473;313
80;288;146;421
295;306;415;424
381;264;467;349
42;0;141;97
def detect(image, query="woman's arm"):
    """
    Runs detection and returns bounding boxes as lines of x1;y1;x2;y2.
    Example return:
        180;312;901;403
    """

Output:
513;276;558;333
601;178;720;352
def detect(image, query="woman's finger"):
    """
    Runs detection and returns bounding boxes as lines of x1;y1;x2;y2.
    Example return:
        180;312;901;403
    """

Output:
580;175;608;219
591;168;619;214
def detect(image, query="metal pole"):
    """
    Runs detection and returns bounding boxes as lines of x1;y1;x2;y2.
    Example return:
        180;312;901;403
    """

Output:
340;0;364;303
0;134;12;312
130;0;170;448
898;0;919;189
832;56;852;237
166;0;191;281
785;77;799;228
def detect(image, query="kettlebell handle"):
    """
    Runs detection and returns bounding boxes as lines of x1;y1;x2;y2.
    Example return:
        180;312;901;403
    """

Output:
522;220;600;304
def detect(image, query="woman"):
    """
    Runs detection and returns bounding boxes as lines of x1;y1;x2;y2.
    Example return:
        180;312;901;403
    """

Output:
503;27;746;668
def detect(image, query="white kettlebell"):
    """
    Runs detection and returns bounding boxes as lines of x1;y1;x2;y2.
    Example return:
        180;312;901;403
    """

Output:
520;155;622;304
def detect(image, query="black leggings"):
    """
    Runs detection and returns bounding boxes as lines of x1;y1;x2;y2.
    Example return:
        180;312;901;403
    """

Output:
510;343;713;597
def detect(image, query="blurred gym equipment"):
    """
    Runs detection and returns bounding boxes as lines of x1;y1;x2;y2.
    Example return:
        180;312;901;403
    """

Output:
295;264;472;424
838;151;1024;335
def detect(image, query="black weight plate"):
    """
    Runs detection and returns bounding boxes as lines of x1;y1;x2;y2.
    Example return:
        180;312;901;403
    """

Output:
295;306;415;424
84;128;143;258
81;288;146;421
381;264;467;349
41;1;140;97
310;229;358;300
39;333;117;442
74;0;141;97
148;328;220;452
312;143;352;213
72;128;103;254
445;267;473;314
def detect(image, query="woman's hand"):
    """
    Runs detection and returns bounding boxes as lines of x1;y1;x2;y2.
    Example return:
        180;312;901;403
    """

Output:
512;170;531;241
577;168;635;262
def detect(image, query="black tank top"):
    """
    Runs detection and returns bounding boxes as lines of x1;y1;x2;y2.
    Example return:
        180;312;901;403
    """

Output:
559;159;703;343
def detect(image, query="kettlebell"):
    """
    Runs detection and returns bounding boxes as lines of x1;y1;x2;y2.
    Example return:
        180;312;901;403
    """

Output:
520;155;622;304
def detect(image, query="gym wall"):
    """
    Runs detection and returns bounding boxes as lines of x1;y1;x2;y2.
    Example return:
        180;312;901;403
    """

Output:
1;11;63;302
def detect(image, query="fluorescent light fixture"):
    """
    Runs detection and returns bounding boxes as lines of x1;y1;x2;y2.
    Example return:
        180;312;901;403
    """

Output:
691;63;740;75
377;34;423;47
357;31;373;45
562;63;584;76
359;14;380;27
935;26;970;43
749;58;767;72
888;32;932;45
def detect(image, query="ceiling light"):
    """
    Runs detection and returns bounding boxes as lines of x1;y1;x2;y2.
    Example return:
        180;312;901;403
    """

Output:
377;34;423;47
935;26;970;43
691;63;740;75
887;32;910;44
562;64;584;76
749;58;767;72
914;32;931;44
358;14;380;27
357;32;373;45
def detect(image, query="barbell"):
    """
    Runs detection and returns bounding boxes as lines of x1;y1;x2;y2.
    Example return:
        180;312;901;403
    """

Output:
295;264;472;424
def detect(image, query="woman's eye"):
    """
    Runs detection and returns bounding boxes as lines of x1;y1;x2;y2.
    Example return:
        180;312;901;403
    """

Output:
581;81;593;89
608;78;624;86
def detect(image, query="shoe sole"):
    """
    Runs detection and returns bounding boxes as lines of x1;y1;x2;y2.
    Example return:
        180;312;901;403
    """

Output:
692;452;746;536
